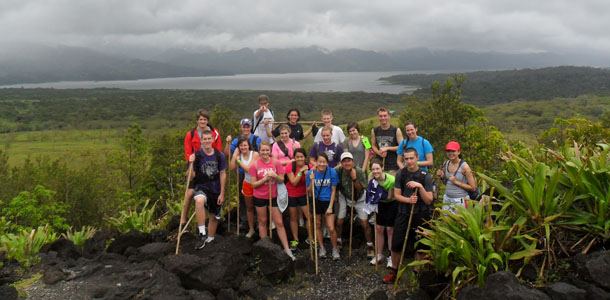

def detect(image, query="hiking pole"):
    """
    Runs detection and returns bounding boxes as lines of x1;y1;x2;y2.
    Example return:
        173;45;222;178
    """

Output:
227;151;231;233
394;187;418;291
269;182;273;238
311;183;319;275
236;167;241;235
348;180;355;259
306;191;314;261
374;211;379;271
176;162;194;254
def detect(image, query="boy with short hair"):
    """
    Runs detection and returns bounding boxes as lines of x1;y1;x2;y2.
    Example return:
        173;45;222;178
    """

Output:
371;107;403;175
313;109;346;146
188;130;227;250
253;94;275;143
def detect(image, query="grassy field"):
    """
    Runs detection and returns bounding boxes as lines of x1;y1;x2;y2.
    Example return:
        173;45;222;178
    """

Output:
0;129;125;167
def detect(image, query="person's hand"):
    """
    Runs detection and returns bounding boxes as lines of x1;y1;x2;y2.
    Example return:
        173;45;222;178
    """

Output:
267;170;277;178
406;181;423;189
437;169;445;178
379;149;387;158
448;175;457;184
326;206;333;215
217;194;225;205
264;119;270;125
309;170;315;181
409;194;418;204
350;168;357;180
226;135;232;143
300;165;309;173
189;154;195;162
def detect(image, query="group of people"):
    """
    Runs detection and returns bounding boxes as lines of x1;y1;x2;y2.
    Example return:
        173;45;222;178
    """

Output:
180;94;478;283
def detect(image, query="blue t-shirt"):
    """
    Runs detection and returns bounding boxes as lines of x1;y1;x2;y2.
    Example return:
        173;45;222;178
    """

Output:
193;149;227;195
396;137;434;171
306;168;339;201
230;134;262;174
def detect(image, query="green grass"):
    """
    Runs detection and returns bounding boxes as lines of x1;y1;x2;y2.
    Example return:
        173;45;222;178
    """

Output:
0;129;124;167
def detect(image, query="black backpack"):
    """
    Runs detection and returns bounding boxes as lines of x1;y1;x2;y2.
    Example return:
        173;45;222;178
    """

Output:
398;168;431;212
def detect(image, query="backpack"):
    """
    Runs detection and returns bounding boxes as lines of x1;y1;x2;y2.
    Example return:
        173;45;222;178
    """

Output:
190;125;219;151
250;134;260;152
194;149;223;182
276;140;291;158
443;159;480;200
398;167;431;212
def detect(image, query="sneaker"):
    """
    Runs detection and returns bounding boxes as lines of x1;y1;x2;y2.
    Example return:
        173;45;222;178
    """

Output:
332;248;340;261
305;239;316;247
290;240;299;251
323;227;330;239
366;244;375;258
336;238;343;250
319;247;327;258
285;249;296;261
195;233;208;249
369;254;385;266
205;236;214;244
386;256;393;269
382;269;397;284
245;230;255;238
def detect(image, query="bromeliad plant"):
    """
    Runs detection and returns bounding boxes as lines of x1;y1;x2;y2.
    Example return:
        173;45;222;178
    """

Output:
0;225;58;269
106;199;160;233
61;226;97;248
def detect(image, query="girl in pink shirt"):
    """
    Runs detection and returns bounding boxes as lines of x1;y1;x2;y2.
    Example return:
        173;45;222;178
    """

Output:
272;125;301;166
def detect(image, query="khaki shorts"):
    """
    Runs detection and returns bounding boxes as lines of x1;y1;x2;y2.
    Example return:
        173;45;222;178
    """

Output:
337;193;368;220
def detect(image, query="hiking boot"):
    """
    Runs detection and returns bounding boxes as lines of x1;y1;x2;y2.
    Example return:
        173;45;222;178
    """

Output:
290;240;299;251
285;249;296;261
332;248;340;261
336;238;343;250
195;233;208;250
245;229;255;238
369;254;385;266
386;256;393;269
382;269;397;284
366;244;375;258
319;247;327;258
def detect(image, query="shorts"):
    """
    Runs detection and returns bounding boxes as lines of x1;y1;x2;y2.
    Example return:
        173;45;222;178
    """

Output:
242;180;254;197
442;194;468;215
288;195;307;207
253;196;278;208
310;199;332;215
193;190;220;216
376;200;398;227
391;210;431;254
337;193;368;220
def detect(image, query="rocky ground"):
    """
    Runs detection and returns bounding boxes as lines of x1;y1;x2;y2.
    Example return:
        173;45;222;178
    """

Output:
1;215;609;300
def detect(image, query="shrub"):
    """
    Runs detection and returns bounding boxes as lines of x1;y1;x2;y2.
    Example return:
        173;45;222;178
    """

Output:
106;200;159;233
0;226;58;269
61;226;97;248
1;186;70;232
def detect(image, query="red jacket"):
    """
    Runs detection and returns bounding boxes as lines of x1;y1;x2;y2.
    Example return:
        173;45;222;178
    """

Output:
184;126;222;161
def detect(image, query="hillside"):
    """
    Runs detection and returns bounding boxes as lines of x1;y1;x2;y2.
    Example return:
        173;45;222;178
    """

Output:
380;66;610;106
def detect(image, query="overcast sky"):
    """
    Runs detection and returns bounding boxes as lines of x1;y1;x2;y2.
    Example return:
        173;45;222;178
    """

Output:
2;0;609;54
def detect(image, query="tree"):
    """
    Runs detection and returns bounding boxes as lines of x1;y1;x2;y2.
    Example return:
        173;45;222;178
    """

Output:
110;123;149;194
399;74;506;172
2;185;69;232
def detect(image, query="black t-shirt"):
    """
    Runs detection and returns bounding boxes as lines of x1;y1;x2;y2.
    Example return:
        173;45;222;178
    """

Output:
374;125;399;171
394;167;433;214
272;123;305;141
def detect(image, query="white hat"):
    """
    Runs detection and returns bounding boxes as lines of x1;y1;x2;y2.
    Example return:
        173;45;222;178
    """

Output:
340;152;354;161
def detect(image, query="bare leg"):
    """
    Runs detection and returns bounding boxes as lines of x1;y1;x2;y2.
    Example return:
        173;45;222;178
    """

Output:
315;215;324;246
300;206;311;242
208;212;218;237
386;227;394;255
361;218;373;243
256;206;268;238
244;196;255;232
289;206;299;242
194;195;206;227
375;224;385;256
181;189;195;223
326;214;337;249
335;218;345;241
272;207;290;250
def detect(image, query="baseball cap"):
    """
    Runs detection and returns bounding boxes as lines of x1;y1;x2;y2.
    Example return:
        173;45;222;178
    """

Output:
445;141;460;151
340;152;354;161
241;118;252;126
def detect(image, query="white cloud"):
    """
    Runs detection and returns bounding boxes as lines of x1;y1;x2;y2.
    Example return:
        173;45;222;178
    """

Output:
1;0;610;54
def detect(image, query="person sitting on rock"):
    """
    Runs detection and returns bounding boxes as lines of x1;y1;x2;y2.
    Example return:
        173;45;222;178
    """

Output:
188;130;226;250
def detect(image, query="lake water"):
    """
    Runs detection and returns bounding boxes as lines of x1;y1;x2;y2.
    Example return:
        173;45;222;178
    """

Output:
2;71;430;94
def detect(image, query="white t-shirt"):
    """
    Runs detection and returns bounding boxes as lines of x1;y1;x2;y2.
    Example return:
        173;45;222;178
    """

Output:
253;108;275;143
313;125;346;145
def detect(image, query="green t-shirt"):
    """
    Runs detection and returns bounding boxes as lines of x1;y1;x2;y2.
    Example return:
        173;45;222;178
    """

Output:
375;172;395;203
334;166;367;200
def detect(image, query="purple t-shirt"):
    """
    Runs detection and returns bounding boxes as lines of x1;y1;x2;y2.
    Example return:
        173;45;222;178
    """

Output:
309;142;343;168
193;149;226;195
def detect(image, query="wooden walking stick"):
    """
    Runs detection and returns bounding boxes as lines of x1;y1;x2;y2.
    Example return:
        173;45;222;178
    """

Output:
374;211;379;271
394;187;418;291
176;162;193;254
227;151;231;233
306;191;314;261
311;182;319;275
348;180;355;259
269;182;273;238
236;167;241;235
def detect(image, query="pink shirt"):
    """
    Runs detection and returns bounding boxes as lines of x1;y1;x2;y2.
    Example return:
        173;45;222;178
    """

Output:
248;158;286;199
272;139;300;162
284;162;306;197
